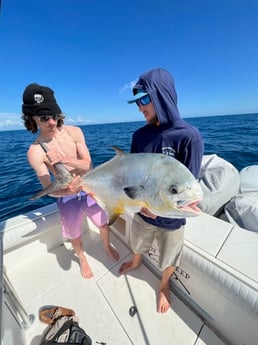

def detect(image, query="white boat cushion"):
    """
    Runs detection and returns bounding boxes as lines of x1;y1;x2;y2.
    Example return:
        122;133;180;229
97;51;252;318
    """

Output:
239;165;258;192
224;191;258;232
198;154;240;216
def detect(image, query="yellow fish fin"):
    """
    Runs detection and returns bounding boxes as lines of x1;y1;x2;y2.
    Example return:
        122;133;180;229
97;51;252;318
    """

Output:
106;205;124;226
107;214;119;226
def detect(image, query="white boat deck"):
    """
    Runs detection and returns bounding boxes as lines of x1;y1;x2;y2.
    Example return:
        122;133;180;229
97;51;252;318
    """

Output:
3;211;226;345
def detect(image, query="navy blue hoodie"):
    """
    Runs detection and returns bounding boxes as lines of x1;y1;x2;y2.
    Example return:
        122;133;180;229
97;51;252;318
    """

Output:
130;68;204;229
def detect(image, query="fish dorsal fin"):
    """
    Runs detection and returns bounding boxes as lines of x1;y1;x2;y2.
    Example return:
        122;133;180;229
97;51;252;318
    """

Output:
111;146;127;156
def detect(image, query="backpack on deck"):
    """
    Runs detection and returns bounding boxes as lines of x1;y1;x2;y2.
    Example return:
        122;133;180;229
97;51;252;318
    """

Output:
39;315;92;345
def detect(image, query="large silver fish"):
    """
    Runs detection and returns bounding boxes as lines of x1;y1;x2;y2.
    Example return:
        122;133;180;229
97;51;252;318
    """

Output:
31;147;203;225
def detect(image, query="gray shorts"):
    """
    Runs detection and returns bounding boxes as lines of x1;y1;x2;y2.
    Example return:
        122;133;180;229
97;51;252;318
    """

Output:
131;214;184;270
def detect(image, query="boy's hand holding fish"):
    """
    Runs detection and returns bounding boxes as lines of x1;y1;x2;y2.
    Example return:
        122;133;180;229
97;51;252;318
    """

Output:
67;175;83;195
140;207;157;219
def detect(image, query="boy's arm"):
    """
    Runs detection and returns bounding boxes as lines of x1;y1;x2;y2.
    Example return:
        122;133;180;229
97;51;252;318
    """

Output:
28;144;82;197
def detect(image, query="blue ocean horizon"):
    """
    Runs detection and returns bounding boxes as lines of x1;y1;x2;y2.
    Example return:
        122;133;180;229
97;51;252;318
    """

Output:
1;113;258;222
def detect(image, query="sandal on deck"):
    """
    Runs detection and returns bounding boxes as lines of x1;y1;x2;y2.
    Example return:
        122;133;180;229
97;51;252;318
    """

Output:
39;305;75;324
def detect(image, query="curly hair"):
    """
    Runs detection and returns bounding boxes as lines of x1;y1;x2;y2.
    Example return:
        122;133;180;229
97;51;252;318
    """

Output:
21;114;65;134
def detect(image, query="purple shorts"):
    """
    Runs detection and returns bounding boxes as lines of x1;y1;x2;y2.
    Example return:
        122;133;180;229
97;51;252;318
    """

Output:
56;192;107;239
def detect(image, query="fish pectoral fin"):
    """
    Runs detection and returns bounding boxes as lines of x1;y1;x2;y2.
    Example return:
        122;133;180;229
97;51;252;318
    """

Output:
123;185;145;200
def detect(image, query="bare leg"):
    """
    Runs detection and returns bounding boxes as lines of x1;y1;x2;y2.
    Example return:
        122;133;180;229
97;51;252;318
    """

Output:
99;225;120;261
157;266;175;313
119;253;142;274
71;237;94;279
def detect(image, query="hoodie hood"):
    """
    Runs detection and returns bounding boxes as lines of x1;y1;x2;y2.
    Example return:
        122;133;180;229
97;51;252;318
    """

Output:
132;68;181;126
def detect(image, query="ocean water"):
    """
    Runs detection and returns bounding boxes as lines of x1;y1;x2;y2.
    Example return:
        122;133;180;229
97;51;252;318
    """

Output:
1;113;258;222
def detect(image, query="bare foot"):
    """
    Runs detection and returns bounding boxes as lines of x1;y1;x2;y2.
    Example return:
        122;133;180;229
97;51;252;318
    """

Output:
119;260;141;274
105;245;120;261
79;256;94;279
157;287;171;313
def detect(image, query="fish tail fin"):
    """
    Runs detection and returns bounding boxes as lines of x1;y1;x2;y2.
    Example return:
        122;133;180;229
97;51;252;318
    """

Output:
29;179;69;200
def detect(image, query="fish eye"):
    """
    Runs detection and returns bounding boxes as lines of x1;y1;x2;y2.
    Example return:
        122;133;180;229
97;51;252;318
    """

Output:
169;184;179;194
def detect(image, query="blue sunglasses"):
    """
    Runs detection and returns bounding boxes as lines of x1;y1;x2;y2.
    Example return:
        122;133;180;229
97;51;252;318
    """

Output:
136;94;151;106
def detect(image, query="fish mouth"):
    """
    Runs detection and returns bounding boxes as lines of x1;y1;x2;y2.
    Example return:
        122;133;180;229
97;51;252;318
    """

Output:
177;199;202;215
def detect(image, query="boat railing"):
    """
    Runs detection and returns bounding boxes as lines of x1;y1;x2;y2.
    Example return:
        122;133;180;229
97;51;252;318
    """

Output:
1;232;35;345
3;270;35;330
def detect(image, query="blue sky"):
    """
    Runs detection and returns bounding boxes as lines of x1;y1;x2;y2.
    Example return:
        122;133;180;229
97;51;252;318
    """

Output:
1;0;258;131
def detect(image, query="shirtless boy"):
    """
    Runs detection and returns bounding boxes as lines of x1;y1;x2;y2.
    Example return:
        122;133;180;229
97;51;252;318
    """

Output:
22;83;119;279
